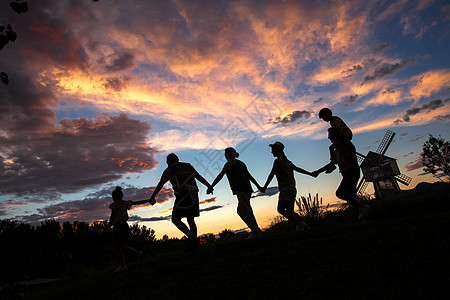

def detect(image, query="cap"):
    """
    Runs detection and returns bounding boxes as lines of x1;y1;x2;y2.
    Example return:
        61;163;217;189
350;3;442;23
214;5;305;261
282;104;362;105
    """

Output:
269;141;285;151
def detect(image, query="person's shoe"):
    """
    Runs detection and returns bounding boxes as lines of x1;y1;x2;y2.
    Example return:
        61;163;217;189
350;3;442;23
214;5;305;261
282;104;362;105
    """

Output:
296;222;311;231
325;163;336;174
114;265;128;273
358;205;370;220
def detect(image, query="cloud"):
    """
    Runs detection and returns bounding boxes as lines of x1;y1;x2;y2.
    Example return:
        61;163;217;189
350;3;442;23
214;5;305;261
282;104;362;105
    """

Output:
372;42;390;53
361;58;416;85
313;98;324;104
103;76;131;92
435;114;450;121
341;94;359;107
199;205;224;213
394;99;447;123
12;185;173;224
404;157;423;172
98;49;136;72
0;114;159;196
251;186;279;198
270;110;312;125
410;70;450;99
199;197;218;205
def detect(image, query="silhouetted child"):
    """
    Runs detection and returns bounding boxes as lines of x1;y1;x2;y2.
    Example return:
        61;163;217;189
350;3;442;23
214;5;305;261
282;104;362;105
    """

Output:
149;153;213;251
312;128;369;220
262;141;313;231
109;186;149;272
319;108;353;173
207;147;263;239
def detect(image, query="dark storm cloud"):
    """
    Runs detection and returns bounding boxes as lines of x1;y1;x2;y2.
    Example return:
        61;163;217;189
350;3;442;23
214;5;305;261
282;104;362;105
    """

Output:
372;42;390;53
341;94;359;107
361;58;416;85
394;99;447;123
99;49;136;72
271;110;311;125
13;186;173;224
1;0;93;71
0;114;159;196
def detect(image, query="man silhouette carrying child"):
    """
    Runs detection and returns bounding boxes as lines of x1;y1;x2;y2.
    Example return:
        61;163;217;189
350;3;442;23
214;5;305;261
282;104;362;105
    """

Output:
312;128;370;220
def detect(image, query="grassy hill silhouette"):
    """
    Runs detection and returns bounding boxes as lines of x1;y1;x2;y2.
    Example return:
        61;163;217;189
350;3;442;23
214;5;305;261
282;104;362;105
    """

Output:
2;182;449;299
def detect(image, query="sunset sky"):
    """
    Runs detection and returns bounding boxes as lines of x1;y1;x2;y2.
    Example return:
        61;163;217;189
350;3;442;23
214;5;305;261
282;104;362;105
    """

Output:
1;0;449;238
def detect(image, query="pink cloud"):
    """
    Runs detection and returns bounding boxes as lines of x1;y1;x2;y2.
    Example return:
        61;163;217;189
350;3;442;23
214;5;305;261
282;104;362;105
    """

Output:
405;157;424;172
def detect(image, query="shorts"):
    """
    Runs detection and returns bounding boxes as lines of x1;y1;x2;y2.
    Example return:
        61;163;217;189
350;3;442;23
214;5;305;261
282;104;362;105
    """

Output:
278;185;297;203
112;220;132;244
172;189;200;219
337;166;360;197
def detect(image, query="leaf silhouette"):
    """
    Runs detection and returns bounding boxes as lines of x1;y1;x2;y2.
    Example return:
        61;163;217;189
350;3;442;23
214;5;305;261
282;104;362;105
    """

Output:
10;1;28;14
10;2;23;14
6;30;17;42
0;26;5;33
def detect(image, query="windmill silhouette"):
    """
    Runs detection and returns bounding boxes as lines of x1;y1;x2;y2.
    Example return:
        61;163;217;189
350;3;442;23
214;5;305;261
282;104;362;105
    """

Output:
356;130;412;198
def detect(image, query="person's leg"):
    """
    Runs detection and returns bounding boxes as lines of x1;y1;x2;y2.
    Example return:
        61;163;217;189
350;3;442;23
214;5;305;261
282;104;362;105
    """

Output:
336;170;369;220
336;172;364;209
277;201;308;225
117;243;126;266
172;216;194;238
277;186;310;230
236;193;261;234
186;217;197;237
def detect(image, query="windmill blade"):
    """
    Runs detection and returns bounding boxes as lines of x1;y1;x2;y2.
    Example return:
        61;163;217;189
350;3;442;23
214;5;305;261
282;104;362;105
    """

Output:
357;178;369;195
395;173;412;186
376;130;395;156
356;151;366;164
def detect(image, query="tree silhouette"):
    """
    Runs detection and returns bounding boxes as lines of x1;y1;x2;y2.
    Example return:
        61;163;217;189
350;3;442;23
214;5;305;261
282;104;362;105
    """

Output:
421;134;450;181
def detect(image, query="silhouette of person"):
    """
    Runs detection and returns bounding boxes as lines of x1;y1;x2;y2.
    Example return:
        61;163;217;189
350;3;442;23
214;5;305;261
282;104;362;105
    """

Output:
262;141;313;231
207;147;263;239
109;186;148;272
149;153;213;250
319;108;353;173
312;128;370;220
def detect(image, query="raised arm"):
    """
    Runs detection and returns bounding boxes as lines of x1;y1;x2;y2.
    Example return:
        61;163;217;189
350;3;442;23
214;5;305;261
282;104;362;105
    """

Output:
130;199;150;206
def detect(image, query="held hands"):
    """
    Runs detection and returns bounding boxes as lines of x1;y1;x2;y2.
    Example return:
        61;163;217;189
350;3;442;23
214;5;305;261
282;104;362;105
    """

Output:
258;185;267;193
311;170;320;178
207;186;214;195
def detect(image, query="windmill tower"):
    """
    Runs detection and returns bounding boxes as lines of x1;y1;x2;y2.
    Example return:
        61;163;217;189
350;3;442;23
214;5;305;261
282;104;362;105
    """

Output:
356;130;412;198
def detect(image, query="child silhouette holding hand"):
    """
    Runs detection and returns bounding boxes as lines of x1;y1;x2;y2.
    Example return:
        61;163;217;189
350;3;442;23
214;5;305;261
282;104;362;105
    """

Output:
109;186;149;272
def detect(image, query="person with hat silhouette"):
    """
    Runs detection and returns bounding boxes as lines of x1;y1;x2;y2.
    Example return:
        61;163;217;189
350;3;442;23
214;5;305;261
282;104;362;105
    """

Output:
261;141;314;231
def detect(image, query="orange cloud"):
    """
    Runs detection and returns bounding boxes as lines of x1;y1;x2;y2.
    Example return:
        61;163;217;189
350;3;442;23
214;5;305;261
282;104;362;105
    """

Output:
410;70;450;100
